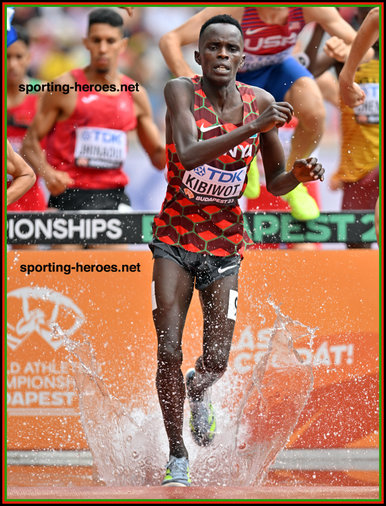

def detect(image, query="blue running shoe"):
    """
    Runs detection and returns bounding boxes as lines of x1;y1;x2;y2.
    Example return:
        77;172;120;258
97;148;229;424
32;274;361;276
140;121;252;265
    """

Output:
162;455;191;487
186;368;216;447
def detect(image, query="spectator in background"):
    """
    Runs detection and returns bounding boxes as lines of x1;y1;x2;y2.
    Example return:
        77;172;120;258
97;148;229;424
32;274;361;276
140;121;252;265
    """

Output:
21;8;165;250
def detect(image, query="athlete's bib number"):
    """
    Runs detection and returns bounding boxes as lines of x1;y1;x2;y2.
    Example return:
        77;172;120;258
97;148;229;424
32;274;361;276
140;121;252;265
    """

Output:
181;164;247;206
74;127;127;169
354;83;379;125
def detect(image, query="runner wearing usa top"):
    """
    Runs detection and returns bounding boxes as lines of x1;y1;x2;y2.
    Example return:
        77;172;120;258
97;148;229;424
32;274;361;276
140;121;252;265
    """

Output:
152;15;325;487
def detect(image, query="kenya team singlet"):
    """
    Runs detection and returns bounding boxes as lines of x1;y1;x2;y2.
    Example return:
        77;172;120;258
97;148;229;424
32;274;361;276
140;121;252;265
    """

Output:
153;76;260;257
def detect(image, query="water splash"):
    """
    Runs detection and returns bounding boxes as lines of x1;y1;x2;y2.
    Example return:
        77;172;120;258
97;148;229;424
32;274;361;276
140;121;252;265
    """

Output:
52;324;165;486
52;301;315;487
231;301;315;485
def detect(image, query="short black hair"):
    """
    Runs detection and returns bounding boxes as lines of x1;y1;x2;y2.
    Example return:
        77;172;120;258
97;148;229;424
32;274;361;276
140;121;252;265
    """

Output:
199;14;243;42
88;8;123;32
14;25;30;46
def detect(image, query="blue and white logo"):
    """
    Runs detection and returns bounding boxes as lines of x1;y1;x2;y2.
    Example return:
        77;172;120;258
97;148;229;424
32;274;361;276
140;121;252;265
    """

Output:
194;165;206;177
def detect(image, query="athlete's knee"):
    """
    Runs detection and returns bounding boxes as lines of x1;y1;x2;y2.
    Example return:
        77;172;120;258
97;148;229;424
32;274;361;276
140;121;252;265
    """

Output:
297;102;325;130
203;351;229;377
296;87;326;128
158;338;183;368
153;294;179;314
289;80;326;127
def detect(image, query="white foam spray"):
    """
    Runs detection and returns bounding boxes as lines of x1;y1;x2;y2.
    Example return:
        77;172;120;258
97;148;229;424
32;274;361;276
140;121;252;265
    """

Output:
53;300;315;486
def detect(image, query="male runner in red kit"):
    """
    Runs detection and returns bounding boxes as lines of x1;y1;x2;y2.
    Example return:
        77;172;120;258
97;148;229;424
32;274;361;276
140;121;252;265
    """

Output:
152;14;325;486
23;8;165;249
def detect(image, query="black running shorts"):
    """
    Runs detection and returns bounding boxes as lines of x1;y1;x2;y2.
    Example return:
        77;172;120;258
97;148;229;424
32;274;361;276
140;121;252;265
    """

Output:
150;239;241;291
48;187;132;211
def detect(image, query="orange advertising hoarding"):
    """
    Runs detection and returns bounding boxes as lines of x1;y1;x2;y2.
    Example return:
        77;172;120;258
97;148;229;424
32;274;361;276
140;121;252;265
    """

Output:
7;249;379;456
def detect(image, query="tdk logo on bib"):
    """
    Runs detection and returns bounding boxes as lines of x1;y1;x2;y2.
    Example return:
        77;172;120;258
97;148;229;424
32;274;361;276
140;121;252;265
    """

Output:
75;127;127;169
81;129;123;144
192;165;245;183
182;164;247;206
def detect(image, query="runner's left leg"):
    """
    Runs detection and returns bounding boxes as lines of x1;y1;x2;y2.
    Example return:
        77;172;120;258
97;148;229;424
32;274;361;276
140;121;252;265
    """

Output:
188;274;239;401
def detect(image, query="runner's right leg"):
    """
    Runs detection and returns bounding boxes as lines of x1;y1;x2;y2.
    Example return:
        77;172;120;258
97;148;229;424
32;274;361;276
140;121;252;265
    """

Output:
152;257;194;459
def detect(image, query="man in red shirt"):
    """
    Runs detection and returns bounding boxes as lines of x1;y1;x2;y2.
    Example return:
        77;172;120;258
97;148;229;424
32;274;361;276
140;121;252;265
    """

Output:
152;14;325;486
22;8;165;249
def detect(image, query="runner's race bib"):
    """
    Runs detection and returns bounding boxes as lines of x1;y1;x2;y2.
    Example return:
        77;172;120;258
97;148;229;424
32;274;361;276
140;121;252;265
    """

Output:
74;127;127;169
354;83;379;125
181;164;247;206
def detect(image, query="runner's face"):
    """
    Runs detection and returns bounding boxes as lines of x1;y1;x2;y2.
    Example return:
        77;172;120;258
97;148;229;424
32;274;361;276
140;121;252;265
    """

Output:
196;24;244;82
84;23;125;74
7;40;30;85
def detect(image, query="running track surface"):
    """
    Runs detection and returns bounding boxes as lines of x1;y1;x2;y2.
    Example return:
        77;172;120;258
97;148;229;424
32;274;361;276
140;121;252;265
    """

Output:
6;485;380;500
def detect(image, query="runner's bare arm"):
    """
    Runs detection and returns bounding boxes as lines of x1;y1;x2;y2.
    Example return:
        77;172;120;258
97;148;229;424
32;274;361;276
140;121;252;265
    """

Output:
166;78;294;171
304;7;374;60
21;74;74;195
133;85;166;170
258;90;325;196
7;140;36;205
159;7;243;77
339;7;379;107
262;131;325;196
